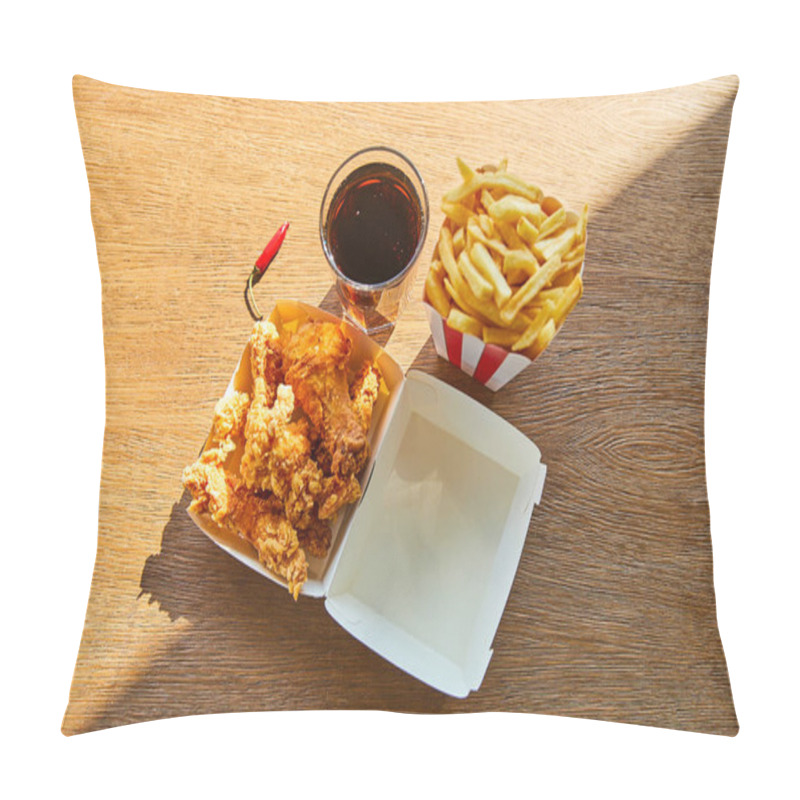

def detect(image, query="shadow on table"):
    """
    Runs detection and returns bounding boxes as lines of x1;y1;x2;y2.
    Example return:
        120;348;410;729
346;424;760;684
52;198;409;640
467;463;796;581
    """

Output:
126;488;451;733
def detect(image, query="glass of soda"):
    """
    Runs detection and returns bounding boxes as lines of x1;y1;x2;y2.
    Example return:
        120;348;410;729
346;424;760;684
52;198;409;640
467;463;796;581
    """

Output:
320;146;429;334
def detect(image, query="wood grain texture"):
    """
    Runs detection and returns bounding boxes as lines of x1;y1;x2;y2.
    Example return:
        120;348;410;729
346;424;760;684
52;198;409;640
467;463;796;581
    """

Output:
63;75;739;735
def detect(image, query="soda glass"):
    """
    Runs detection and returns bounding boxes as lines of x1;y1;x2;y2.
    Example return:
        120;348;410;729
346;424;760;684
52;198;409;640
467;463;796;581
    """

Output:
320;146;429;334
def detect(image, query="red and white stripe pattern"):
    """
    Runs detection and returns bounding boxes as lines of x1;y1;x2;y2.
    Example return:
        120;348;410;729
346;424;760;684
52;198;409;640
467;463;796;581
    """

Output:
424;303;532;391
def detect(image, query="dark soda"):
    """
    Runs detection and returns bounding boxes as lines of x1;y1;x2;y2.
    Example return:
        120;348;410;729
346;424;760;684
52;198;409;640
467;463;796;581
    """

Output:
325;162;422;286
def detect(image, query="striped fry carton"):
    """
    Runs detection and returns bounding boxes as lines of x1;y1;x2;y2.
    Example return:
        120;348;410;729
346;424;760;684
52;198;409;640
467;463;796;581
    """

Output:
423;302;534;392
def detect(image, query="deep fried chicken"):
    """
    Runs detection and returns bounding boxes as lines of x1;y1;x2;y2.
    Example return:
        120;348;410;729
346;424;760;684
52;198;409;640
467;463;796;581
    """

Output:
183;318;382;599
350;361;381;434
241;376;328;529
241;381;294;491
209;390;251;455
318;473;362;520
182;389;251;520
183;453;308;599
313;363;379;519
240;320;282;481
240;322;339;536
283;321;371;478
182;446;232;524
297;517;333;559
226;479;308;599
249;319;283;401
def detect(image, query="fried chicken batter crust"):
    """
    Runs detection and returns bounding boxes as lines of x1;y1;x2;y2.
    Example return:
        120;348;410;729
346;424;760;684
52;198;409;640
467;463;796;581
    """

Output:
183;318;382;598
283;322;370;478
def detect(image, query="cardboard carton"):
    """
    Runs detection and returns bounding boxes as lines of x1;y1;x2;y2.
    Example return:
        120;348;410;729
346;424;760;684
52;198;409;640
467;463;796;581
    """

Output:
187;301;547;696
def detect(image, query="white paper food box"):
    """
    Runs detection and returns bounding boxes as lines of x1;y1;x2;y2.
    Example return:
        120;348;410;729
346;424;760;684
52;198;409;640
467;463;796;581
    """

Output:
188;300;547;697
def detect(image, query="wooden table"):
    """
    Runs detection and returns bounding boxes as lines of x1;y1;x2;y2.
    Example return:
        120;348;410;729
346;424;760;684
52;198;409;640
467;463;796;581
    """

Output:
63;75;739;735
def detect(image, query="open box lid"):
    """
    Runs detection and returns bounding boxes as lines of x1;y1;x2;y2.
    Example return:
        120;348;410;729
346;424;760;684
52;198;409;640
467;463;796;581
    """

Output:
322;370;546;698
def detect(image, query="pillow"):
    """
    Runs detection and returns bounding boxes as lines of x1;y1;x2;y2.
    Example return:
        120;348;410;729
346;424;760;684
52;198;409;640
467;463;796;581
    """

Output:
63;74;739;735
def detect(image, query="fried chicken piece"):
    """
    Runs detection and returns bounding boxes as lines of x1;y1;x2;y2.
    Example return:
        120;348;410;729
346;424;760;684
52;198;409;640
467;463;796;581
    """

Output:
208;390;251;456
241;319;285;482
283;321;370;477
226;480;308;599
241;320;280;485
242;321;338;531
267;416;327;530
241;380;328;529
350;361;381;434
242;320;313;499
289;353;381;521
304;428;363;520
297;517;333;559
182;390;251;519
183;459;308;598
318;472;363;520
249;319;283;402
182;446;233;524
241;381;294;491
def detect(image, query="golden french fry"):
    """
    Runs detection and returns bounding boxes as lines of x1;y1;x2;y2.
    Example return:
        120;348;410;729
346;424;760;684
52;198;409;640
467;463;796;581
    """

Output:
525;318;557;359
457;250;494;300
564;240;586;265
442;276;462;305
560;258;584;278
535;286;567;304
503;249;539;278
444;170;543;206
482;325;520;347
452;226;466;257
443;276;469;312
466;217;509;258
457;157;476;182
470;242;512;305
444;277;493;326
537;206;567;239
575;203;589;243
447;307;483;338
511;301;556;352
438;225;461;286
533;223;576;262
479;189;496;213
443;227;494;311
495;220;527;251
456;276;533;332
425;268;452;318
504;269;530;286
441;201;472;227
501;254;562;324
516;216;540;246
477;214;495;238
550;275;583;326
444;270;481;321
487;194;546;226
549;262;582;288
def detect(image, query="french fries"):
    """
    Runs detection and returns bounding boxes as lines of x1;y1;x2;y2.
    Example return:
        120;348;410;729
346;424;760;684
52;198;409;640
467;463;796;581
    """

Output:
447;307;483;338
423;159;587;360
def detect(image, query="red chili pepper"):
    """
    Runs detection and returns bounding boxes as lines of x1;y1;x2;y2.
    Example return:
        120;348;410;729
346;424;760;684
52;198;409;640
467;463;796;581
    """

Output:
255;221;290;272
247;222;290;320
